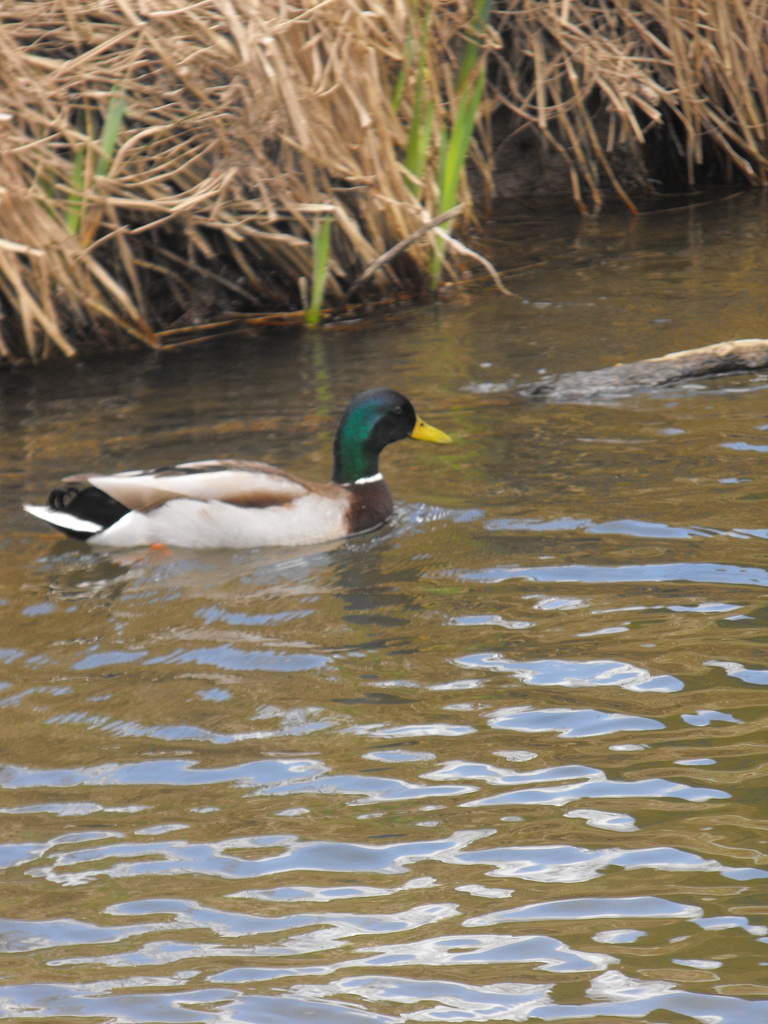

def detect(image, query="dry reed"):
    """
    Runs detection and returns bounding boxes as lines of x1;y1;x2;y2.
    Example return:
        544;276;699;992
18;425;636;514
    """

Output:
0;0;493;360
0;0;766;361
491;0;768;211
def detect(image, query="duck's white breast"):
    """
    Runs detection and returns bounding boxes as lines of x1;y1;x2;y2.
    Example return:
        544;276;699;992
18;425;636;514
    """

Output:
91;494;348;548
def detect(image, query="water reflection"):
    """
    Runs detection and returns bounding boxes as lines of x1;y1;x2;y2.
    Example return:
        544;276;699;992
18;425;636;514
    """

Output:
1;194;768;1021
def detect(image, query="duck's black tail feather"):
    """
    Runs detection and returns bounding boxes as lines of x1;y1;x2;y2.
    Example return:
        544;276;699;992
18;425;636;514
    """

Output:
25;486;129;541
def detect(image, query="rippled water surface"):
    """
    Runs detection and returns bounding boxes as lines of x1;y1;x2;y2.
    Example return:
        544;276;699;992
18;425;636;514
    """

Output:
2;194;768;1022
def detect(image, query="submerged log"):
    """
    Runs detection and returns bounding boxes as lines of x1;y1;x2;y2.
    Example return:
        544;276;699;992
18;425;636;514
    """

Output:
519;338;768;401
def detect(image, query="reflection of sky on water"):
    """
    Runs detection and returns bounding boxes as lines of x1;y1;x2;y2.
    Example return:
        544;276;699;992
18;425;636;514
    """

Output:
2;195;768;1023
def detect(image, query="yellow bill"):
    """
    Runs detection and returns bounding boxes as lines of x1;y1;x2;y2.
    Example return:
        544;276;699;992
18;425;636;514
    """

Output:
410;417;452;444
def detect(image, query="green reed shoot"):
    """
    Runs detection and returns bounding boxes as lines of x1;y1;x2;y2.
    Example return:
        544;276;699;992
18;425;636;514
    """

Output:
66;88;126;236
399;9;434;198
429;0;490;288
65;144;87;237
305;212;333;327
96;89;127;176
457;0;491;91
429;70;485;288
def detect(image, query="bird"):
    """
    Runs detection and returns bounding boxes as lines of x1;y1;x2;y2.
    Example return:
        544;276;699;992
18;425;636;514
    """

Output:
23;388;452;549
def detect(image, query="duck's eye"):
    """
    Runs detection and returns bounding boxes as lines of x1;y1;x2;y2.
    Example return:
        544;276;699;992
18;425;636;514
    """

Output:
392;405;403;416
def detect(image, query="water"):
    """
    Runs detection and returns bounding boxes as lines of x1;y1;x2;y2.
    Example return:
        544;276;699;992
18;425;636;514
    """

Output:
1;192;768;1022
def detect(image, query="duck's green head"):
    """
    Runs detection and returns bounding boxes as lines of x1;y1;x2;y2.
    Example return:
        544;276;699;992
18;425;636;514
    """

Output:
332;388;452;485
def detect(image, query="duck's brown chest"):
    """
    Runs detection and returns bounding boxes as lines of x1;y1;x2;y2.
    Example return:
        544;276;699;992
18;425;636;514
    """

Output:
344;479;394;535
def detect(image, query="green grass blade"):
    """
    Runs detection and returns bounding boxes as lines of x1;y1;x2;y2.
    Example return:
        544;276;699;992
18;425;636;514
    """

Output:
439;69;485;213
392;18;416;113
96;89;127;176
457;0;492;90
65;145;86;236
392;63;408;113
428;0;490;288
401;3;435;196
305;213;333;327
404;95;434;196
430;68;485;287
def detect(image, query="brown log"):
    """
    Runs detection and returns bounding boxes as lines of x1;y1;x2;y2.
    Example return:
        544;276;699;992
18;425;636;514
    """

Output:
519;338;768;401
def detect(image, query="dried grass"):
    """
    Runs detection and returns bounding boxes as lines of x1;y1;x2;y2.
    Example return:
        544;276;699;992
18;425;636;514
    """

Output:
0;0;766;360
0;0;492;359
492;0;768;212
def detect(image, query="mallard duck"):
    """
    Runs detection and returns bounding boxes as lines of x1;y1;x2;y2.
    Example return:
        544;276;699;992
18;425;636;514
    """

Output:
24;387;452;548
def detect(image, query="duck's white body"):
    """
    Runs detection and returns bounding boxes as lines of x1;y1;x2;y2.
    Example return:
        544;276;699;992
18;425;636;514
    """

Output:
23;389;451;550
24;461;386;548
80;494;346;548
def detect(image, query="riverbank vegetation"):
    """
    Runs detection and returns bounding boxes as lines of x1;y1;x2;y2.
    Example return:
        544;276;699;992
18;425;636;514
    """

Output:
1;0;766;362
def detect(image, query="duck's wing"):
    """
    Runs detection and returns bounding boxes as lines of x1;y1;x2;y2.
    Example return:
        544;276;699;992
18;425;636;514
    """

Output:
66;460;312;511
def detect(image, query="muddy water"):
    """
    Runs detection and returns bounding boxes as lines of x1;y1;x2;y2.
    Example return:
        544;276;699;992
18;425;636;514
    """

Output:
1;192;767;1022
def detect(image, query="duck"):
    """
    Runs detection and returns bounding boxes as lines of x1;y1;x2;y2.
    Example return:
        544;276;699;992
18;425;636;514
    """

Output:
23;387;452;548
